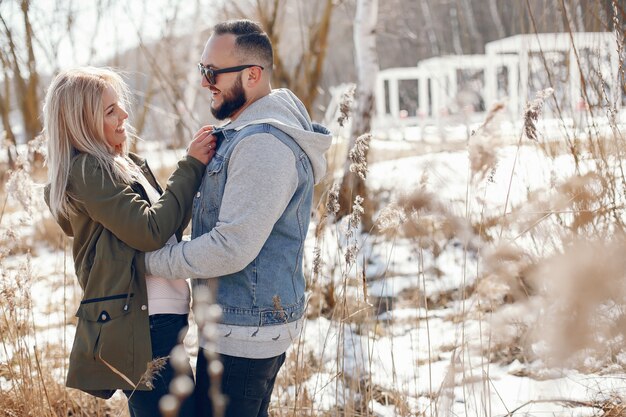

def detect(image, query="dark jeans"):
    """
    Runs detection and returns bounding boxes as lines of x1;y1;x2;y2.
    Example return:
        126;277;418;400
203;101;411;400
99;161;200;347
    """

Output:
124;314;195;417
195;348;286;417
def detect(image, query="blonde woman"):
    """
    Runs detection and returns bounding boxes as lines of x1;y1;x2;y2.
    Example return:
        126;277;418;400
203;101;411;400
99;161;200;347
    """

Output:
44;67;215;417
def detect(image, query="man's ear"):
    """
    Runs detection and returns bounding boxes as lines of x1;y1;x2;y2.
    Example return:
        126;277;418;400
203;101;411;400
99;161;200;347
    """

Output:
246;66;263;87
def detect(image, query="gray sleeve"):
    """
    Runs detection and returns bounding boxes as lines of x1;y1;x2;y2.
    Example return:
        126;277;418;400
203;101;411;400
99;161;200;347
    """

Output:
145;133;298;279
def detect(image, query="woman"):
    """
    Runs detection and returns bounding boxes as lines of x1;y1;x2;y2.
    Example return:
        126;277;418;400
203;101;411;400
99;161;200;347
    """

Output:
43;67;215;416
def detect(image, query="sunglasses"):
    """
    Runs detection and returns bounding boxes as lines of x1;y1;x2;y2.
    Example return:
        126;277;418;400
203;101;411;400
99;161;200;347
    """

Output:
197;63;264;85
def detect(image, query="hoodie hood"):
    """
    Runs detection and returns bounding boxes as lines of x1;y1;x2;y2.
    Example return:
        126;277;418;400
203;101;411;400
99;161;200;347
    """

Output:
225;88;332;184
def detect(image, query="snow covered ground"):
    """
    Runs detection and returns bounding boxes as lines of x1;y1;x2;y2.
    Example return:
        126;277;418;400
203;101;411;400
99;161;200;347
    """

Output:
2;137;625;416
292;140;626;416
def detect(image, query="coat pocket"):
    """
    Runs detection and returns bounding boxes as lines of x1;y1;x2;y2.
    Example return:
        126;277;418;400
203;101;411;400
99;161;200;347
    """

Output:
73;294;135;383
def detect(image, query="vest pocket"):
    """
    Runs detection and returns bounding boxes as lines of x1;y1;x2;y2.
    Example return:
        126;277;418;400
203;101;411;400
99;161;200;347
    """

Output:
206;154;224;176
201;154;225;213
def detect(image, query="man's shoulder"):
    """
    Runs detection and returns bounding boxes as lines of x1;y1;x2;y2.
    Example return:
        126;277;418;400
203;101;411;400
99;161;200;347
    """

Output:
233;130;294;158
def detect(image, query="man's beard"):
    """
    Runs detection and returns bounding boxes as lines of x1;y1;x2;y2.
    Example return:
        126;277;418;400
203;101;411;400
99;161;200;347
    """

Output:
211;74;246;120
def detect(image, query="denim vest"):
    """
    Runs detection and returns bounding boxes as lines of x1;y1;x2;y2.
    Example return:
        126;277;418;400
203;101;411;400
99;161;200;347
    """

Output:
191;123;314;327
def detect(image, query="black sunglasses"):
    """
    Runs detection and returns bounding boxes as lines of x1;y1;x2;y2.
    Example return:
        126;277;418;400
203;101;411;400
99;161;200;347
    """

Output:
197;63;264;85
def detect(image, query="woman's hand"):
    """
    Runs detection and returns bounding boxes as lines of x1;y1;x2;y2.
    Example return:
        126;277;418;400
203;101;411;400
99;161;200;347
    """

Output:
187;125;217;165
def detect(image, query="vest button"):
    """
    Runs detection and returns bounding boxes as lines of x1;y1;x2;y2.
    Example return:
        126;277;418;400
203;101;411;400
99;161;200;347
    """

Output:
196;192;201;198
141;305;147;311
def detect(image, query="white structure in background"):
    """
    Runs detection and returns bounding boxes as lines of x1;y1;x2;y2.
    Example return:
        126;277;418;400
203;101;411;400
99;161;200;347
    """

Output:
375;32;623;140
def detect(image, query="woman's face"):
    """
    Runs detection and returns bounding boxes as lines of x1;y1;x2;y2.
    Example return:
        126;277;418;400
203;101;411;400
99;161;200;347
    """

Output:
102;84;128;153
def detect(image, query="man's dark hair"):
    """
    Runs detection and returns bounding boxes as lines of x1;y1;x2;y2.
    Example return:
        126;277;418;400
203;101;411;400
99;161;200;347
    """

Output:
213;20;273;72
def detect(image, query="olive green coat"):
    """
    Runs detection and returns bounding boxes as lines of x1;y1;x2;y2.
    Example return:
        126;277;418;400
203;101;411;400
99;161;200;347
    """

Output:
46;152;204;398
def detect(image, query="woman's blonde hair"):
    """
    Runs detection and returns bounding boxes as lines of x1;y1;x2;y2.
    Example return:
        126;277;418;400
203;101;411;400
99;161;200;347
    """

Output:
44;67;140;217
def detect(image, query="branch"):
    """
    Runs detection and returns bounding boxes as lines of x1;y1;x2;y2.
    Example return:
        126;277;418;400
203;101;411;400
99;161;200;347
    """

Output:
122;3;199;138
0;12;26;97
304;0;333;111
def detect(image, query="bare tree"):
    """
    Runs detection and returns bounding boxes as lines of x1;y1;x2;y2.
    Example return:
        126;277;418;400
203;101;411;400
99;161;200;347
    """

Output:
419;0;440;56
125;0;206;147
488;0;507;39
133;77;157;138
337;0;378;226
224;0;335;118
450;3;464;55
0;50;16;167
562;0;585;32
457;0;483;53
0;0;42;144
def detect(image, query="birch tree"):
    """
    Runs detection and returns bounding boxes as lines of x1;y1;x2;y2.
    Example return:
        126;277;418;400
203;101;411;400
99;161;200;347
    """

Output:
337;0;378;225
420;0;439;56
450;3;464;55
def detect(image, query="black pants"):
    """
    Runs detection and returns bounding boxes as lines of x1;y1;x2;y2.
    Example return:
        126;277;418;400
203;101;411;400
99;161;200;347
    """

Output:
124;314;195;417
195;348;286;417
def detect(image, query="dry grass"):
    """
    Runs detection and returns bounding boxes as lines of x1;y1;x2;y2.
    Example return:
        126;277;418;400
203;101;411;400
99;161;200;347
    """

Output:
307;27;626;413
601;399;626;417
0;373;126;417
3;14;626;417
0;251;128;417
32;215;67;251
5;126;626;416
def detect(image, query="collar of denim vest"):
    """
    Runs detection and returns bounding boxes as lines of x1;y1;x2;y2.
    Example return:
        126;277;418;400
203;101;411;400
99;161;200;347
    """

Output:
209;127;231;149
211;119;276;147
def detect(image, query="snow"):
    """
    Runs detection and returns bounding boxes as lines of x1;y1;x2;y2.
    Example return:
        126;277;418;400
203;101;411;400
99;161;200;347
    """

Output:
2;135;625;416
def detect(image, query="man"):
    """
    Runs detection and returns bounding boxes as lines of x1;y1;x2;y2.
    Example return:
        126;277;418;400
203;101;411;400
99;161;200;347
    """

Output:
145;20;332;417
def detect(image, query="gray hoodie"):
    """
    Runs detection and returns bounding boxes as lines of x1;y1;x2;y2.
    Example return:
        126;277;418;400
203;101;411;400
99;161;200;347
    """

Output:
145;89;332;281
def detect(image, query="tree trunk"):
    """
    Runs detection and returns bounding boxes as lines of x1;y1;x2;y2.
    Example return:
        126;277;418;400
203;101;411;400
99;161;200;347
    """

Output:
337;0;378;230
181;0;204;124
0;1;42;167
301;0;334;114
488;0;507;39
133;0;203;148
562;0;585;32
134;78;155;138
450;4;464;55
0;81;17;168
457;0;483;54
574;0;586;31
253;0;334;118
256;0;292;88
172;0;205;148
20;0;42;143
419;0;439;56
594;1;608;31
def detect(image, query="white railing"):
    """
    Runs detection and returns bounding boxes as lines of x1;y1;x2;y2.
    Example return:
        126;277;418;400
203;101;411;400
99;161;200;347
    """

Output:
374;32;623;140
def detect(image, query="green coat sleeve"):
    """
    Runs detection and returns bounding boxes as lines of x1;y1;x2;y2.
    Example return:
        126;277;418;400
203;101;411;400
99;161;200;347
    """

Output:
70;154;204;252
